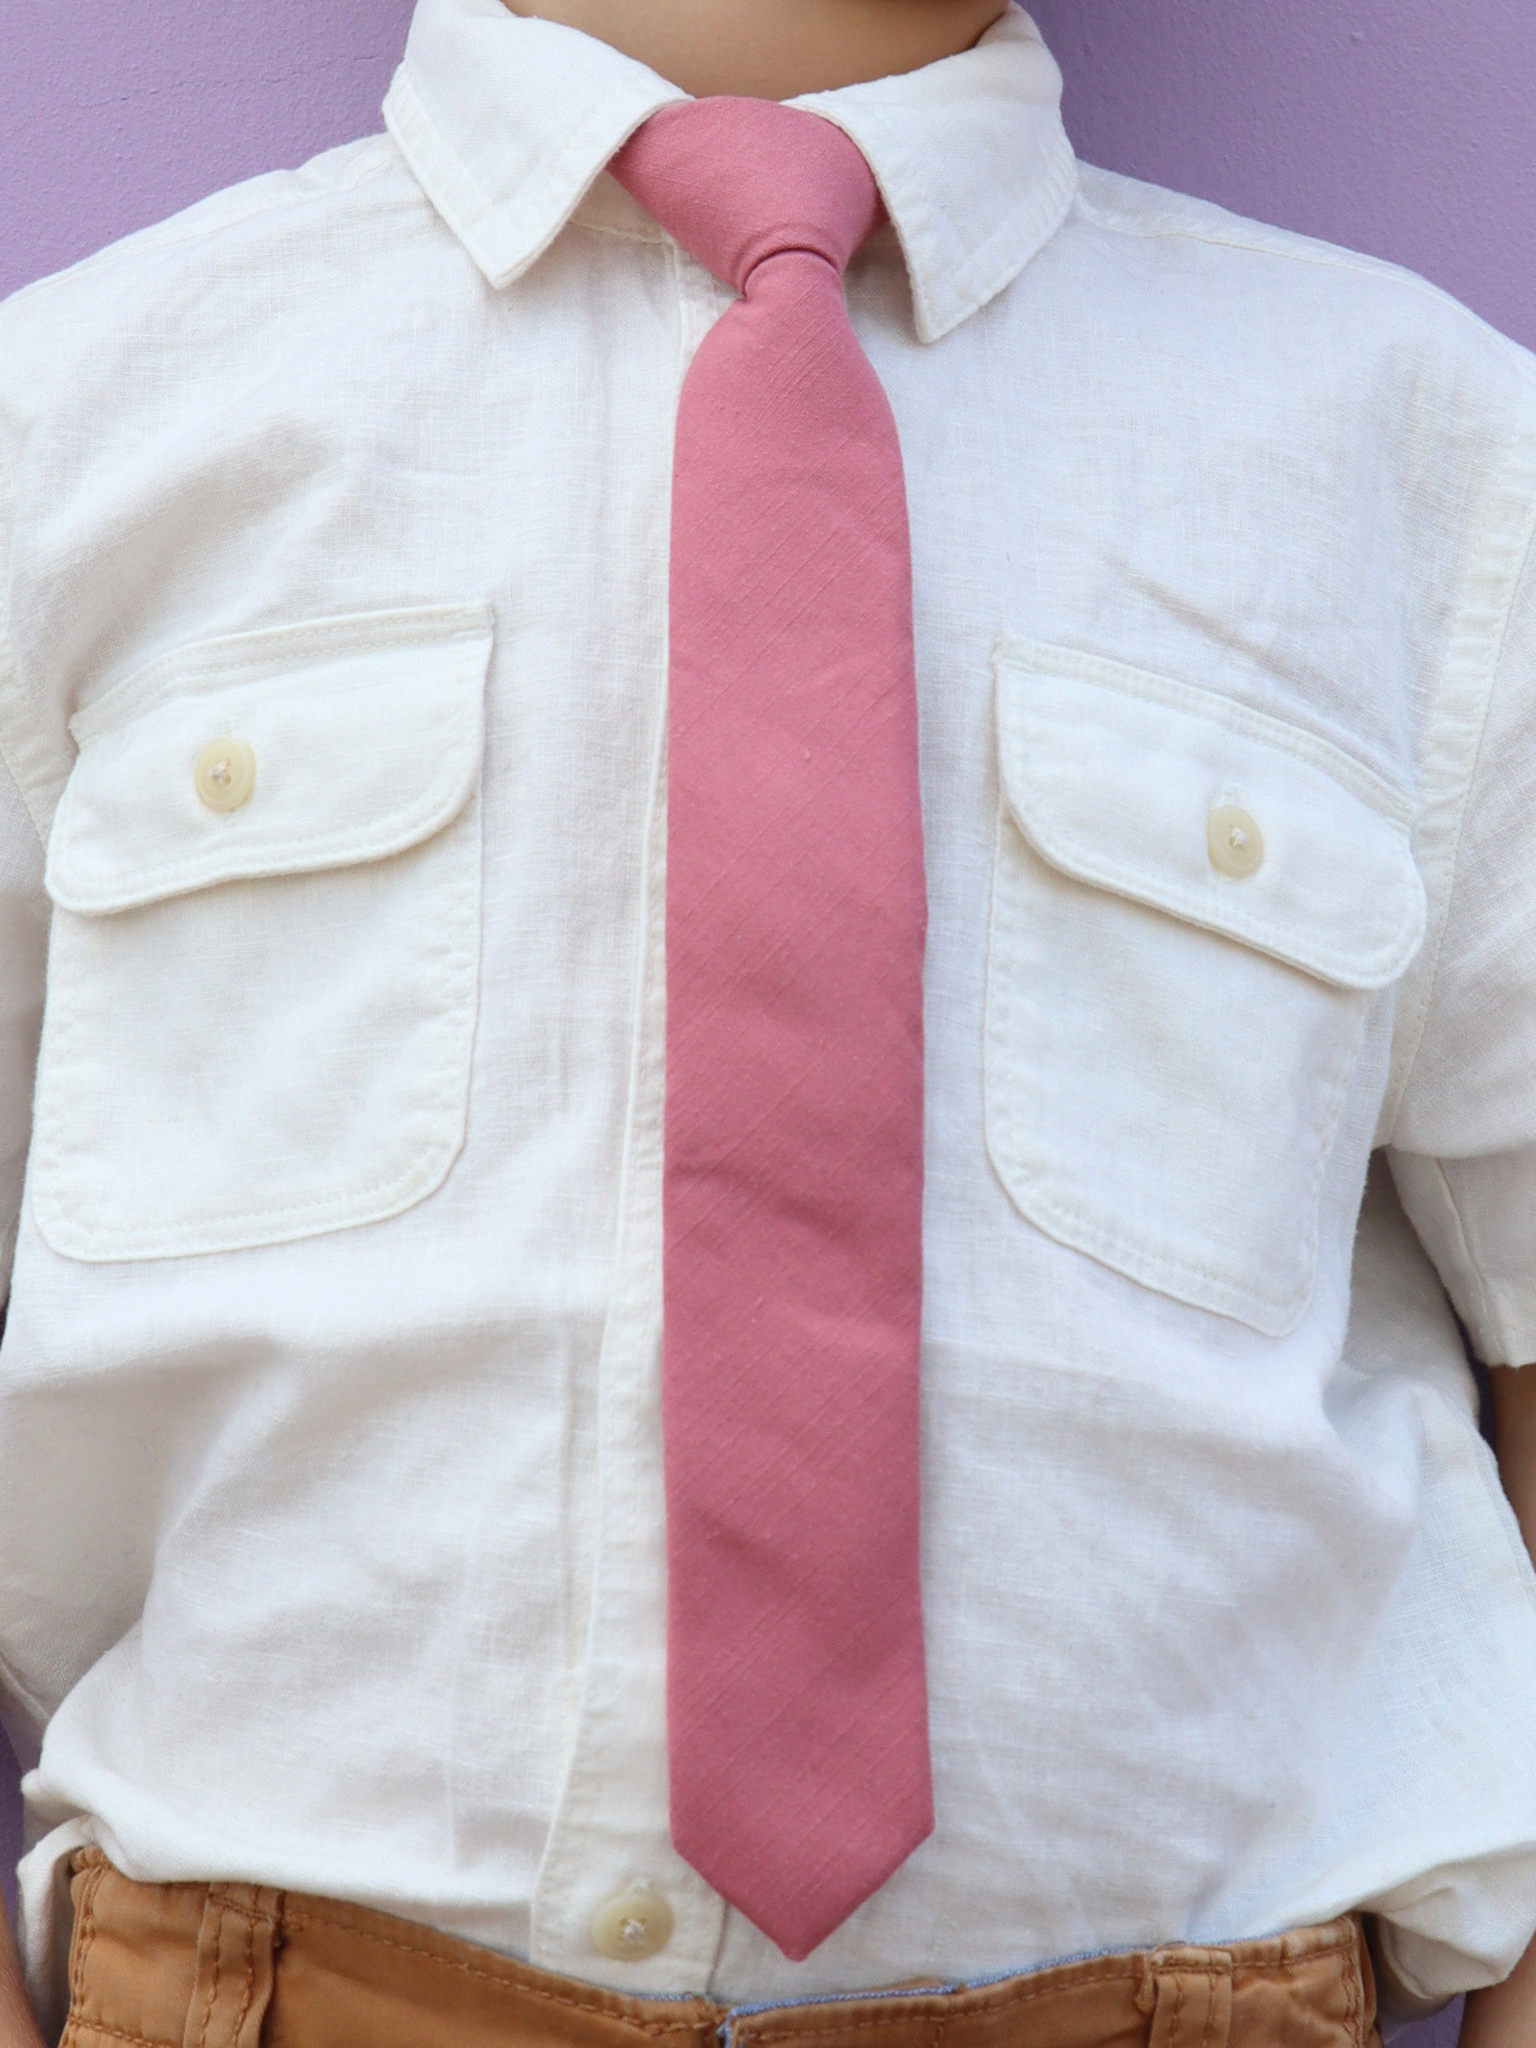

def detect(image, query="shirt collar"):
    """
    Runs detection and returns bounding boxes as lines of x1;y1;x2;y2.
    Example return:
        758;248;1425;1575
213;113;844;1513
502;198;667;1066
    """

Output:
383;0;1077;343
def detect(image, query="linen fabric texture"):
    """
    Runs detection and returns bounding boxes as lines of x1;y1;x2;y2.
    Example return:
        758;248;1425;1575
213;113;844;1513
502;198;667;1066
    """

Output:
609;100;932;1959
0;0;1534;2034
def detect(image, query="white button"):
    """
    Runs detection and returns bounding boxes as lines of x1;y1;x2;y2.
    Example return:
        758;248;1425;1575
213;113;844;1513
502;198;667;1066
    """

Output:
589;1884;674;1962
1207;803;1264;879
195;737;256;814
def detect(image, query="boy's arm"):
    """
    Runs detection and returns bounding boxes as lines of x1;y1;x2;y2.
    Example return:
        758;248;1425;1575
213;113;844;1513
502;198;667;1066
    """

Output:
0;382;70;2046
1383;424;1536;2036
0;1909;43;2048
0;761;50;2048
1490;1367;1536;1565
1459;1366;1536;2048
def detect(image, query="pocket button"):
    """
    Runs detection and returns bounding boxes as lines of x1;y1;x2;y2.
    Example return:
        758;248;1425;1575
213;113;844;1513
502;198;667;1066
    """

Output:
196;737;257;814
1207;803;1264;879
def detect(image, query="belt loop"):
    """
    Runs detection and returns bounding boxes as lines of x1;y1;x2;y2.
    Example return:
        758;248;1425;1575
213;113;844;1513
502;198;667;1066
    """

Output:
1354;1916;1383;2046
1143;1950;1233;2048
180;1882;283;2048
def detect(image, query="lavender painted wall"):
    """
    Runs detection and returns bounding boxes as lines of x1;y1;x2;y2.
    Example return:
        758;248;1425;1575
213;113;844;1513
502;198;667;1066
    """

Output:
5;3;1534;2041
1027;0;1536;351
0;0;415;304
4;0;1535;342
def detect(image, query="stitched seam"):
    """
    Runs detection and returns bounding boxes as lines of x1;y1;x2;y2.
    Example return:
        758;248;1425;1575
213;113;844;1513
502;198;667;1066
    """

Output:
523;413;674;1952
1386;580;1534;1131
996;979;1360;1306
66;1859;106;2039
1073;177;1514;318
995;638;1416;820
746;1961;1147;2043
228;1903;256;2048
0;634;70;846
53;755;478;913
0;151;404;326
54;792;476;910
68;605;492;744
743;1940;1352;2048
1200;1971;1218;2048
0;719;44;854
32;988;471;1246
1012;813;1415;983
64;2026;178;2048
196;1899;222;2048
993;648;1423;987
30;791;481;1260
938;134;1078;338
385;68;678;290
983;787;1362;1330
33;1072;463;1232
1348;1935;1362;2048
1430;1159;1507;1360
1380;374;1536;1139
821;109;941;338
804;101;1075;343
53;607;491;915
277;1909;712;2037
571;216;668;249
32;1054;467;1248
381;71;507;236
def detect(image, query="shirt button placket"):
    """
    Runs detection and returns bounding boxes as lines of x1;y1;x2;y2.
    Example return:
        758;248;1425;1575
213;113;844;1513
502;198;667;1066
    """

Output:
527;234;731;1996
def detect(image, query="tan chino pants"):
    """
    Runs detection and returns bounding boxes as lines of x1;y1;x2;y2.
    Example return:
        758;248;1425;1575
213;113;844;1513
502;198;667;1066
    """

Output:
58;1851;1384;2048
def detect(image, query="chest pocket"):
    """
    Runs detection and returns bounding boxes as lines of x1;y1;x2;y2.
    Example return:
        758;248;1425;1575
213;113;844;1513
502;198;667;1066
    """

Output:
33;603;493;1263
983;640;1426;1335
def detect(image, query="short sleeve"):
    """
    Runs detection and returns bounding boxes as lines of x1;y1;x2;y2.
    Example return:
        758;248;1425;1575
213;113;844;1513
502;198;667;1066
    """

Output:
0;394;51;1300
1388;504;1536;1367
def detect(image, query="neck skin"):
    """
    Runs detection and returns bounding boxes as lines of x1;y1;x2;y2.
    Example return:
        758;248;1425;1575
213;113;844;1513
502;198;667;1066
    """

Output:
501;0;1008;99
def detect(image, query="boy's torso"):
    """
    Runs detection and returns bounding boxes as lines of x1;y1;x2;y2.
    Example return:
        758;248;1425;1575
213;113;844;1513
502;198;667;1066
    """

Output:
2;2;1536;2025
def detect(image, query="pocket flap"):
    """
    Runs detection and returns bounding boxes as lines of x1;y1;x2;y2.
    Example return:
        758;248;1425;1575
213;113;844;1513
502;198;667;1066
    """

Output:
995;640;1426;990
47;603;494;915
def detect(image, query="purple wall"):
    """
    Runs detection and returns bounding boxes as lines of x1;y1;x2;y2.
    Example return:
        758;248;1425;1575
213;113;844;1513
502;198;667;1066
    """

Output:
5;3;1533;2041
0;0;416;304
4;0;1535;346
1027;0;1536;352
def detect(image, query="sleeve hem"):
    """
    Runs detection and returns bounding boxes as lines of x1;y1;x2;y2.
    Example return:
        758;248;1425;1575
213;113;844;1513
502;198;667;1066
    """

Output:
1386;1148;1536;1366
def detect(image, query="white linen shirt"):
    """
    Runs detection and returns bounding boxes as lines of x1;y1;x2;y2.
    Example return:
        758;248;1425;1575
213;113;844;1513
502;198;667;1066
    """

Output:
2;0;1536;2031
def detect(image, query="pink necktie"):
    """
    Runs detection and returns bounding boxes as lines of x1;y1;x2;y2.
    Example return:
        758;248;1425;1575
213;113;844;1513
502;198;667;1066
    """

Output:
610;100;932;1961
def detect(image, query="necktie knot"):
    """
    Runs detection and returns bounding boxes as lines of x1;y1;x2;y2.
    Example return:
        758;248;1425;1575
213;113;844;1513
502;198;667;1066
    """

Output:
610;98;883;294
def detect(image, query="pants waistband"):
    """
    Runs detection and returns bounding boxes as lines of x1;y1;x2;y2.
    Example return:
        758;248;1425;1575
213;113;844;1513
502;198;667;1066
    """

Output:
60;1851;1383;2048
